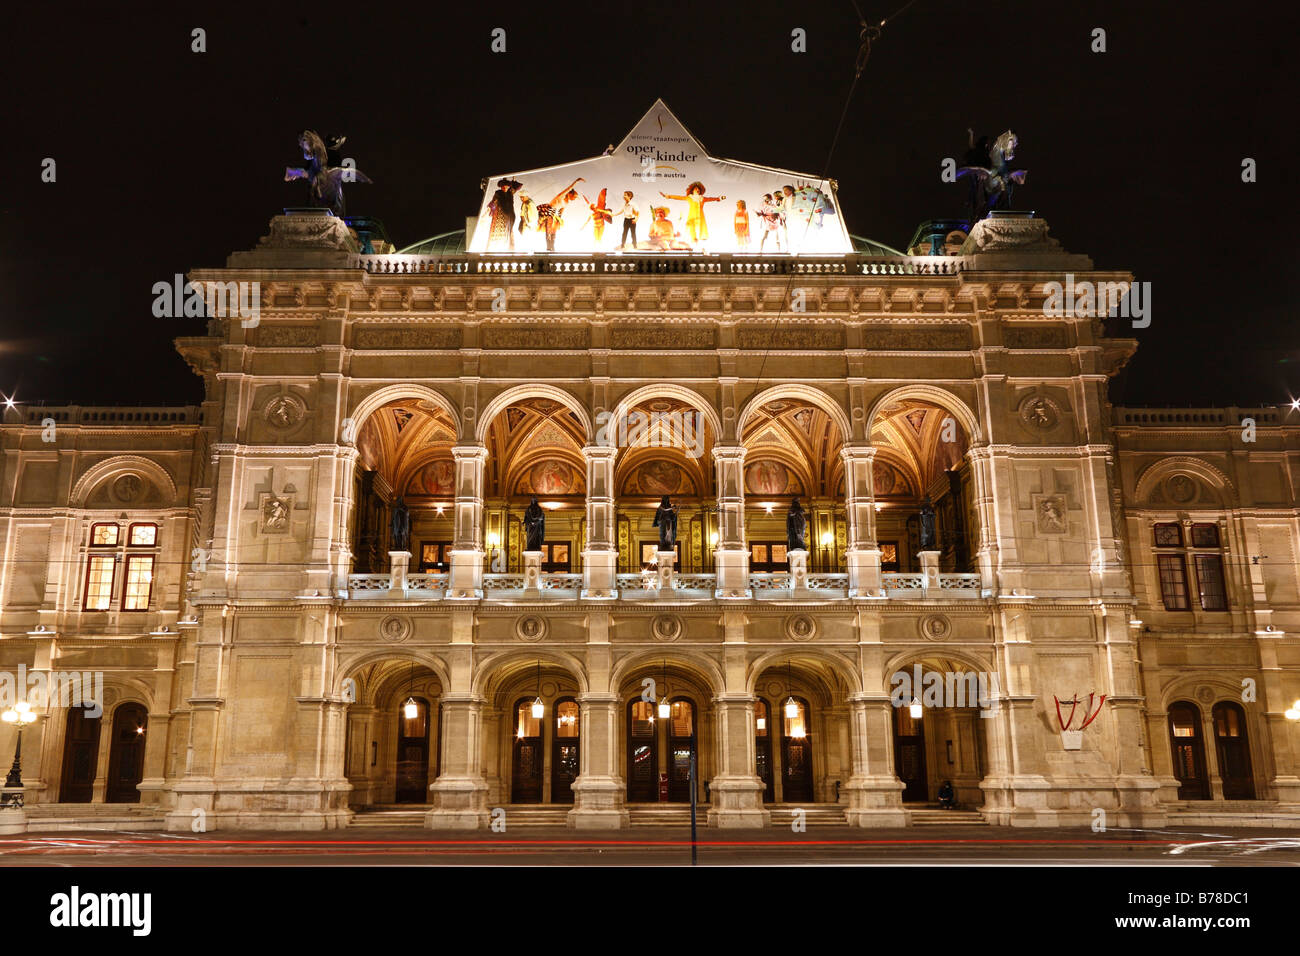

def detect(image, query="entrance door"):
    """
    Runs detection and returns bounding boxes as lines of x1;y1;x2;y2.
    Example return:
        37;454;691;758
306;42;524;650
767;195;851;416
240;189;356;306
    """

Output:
879;541;900;573
780;697;814;803
105;703;148;803
511;699;544;803
59;708;102;803
1212;702;1255;799
395;697;430;803
552;698;580;803
540;542;571;572
419;541;452;572
627;700;658;801
667;698;697;802
1168;701;1210;800
755;699;774;802
893;705;928;802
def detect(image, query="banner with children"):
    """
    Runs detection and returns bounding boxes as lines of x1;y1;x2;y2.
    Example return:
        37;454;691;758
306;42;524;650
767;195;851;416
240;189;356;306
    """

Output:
469;99;853;256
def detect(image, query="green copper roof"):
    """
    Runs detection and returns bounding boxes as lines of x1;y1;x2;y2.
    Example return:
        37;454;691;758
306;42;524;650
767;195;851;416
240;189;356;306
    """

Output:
398;230;903;258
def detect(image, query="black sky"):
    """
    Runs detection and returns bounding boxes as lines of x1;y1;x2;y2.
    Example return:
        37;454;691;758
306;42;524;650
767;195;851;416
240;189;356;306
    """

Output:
2;0;1297;409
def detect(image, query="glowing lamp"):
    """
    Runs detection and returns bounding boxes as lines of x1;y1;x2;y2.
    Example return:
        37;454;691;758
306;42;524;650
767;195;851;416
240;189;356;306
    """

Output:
756;716;766;731
791;725;807;739
403;697;419;720
820;531;834;547
785;697;798;720
657;697;671;720
909;697;923;720
531;697;545;720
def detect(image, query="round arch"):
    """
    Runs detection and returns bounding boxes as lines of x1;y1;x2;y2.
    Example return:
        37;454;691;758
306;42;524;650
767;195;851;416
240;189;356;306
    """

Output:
70;456;179;508
472;649;591;700
347;384;461;441
101;677;158;716
476;384;594;445
609;649;725;698
736;385;852;444
607;384;724;447
1157;677;1250;715
866;385;983;444
1134;456;1236;508
746;648;863;699
334;648;453;700
882;648;997;683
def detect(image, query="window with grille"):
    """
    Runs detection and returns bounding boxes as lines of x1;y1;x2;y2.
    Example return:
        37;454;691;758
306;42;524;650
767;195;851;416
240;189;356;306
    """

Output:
84;555;115;610
1152;522;1229;612
122;555;155;611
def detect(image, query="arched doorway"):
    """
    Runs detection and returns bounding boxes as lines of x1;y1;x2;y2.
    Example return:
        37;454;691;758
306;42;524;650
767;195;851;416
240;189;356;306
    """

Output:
1212;701;1255;799
626;700;658;801
511;698;545;803
888;658;990;807
395;697;432;803
893;704;928;802
105;703;148;803
780;696;814;803
755;699;774;802
1168;701;1210;800
58;708;101;803
666;698;697;802
552;698;581;804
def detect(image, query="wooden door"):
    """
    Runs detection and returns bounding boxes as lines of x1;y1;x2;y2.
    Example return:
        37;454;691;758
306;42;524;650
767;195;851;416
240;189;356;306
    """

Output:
105;703;148;803
667;698;696;802
395;698;430;803
780;697;814;803
755;699;774;802
511;699;544;803
1168;702;1210;800
627;700;658;802
893;705;928;802
59;708;102;803
749;541;788;572
551;699;580;803
1212;702;1255;799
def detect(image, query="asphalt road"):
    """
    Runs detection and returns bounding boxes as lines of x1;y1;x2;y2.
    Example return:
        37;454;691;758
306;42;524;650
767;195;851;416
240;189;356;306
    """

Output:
3;824;1299;866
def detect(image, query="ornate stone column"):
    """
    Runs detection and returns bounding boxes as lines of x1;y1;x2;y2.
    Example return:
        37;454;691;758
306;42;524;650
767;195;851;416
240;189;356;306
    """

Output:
842;694;908;826
568;694;629;828
425;694;489;829
841;445;881;597
448;445;488;599
706;694;770;827
581;445;618;599
712;445;751;598
965;445;1002;591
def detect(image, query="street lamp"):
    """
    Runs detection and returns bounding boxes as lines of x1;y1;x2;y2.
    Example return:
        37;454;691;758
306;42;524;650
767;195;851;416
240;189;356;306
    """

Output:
2;701;38;787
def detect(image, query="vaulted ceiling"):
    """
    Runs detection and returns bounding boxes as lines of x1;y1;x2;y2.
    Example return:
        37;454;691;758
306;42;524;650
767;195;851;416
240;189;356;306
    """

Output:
356;399;458;497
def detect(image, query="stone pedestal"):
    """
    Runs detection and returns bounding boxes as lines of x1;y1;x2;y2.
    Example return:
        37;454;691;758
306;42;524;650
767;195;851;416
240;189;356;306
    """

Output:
714;548;751;599
918;550;941;593
847;547;883;598
522;551;543;596
656;551;676;593
447;548;484;599
582;549;617;599
388;551;411;591
0;787;26;835
788;549;810;593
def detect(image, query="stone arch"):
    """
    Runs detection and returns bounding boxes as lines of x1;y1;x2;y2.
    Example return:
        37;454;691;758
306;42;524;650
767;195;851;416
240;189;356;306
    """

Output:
476;384;594;445
746;648;862;700
348;384;461;442
736;384;852;445
100;676;158;716
1157;676;1250;715
1134;456;1236;507
608;648;725;698
334;648;452;700
865;384;983;444
70;456;178;508
472;649;591;700
882;647;997;682
607;384;723;446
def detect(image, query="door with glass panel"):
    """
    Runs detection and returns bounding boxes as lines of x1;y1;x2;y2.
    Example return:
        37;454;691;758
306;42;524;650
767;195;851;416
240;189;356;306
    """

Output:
780;697;814;803
893;705;928;802
106;703;148;803
627;700;658;802
552;698;580;803
666;698;697;802
512;698;544;803
1212;701;1254;799
395;698;430;803
755;699;774;802
1168;701;1209;800
59;708;102;803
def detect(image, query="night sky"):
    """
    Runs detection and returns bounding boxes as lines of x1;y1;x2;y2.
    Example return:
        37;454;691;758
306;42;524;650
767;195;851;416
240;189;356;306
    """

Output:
3;0;1296;410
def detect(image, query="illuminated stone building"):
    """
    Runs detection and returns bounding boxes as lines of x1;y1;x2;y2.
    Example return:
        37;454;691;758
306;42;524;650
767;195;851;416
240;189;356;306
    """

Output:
1;102;1297;830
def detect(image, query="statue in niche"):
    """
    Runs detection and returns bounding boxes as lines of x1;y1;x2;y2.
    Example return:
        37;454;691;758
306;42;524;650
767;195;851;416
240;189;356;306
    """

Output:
390;497;411;552
786;498;807;551
523;497;545;552
652;496;679;550
284;130;371;217
918;496;937;549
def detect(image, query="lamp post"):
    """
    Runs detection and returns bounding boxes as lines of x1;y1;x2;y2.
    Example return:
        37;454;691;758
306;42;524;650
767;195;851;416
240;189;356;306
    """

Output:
2;701;37;790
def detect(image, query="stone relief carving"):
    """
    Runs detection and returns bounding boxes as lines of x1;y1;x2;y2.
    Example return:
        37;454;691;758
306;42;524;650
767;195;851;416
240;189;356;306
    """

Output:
259;493;293;534
379;615;412;643
1034;494;1067;534
354;328;462;349
650;615;683;642
861;328;971;350
515;615;548;642
258;326;319;348
254;213;359;251
1167;474;1197;503
609;328;716;349
112;474;144;504
785;614;816;642
737;328;844;350
264;393;306;429
1018;393;1061;431
959;215;1063;255
1004;325;1068;349
918;613;952;641
482;328;589;349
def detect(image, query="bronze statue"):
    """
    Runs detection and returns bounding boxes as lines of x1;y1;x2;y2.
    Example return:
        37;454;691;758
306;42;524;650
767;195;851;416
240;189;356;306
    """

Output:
390;497;411;552
523;497;545;552
284;130;371;217
786;498;807;551
652;495;679;550
918;496;937;550
956;129;1027;222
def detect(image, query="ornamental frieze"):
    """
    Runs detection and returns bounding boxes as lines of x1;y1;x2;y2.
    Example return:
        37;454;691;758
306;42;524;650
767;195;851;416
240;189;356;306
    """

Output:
1004;325;1069;349
861;327;970;350
353;328;462;349
610;327;716;349
737;328;844;349
257;326;319;347
482;328;589;349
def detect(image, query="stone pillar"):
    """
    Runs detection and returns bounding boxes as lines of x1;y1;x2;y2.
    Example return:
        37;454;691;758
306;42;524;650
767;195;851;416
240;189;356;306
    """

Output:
841;445;882;597
788;549;810;593
712;445;751;598
568;694;629;828
706;694;770;828
918;550;942;594
448;445;488;599
426;694;489;829
521;551;542;596
582;445;618;598
656;551;676;593
842;695;907;826
966;445;1001;592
